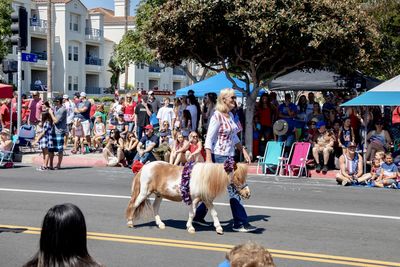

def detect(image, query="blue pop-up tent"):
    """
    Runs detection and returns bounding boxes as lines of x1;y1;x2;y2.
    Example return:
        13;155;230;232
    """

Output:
342;74;400;106
176;73;254;97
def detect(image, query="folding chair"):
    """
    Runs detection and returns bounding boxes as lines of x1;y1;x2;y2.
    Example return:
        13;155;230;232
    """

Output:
18;124;36;152
256;141;285;176
279;142;311;177
0;135;18;168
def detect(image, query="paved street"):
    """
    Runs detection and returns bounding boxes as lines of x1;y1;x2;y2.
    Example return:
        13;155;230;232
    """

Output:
1;165;399;267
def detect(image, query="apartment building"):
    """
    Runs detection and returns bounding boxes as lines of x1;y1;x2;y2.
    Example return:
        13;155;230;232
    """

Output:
4;0;108;96
92;0;192;92
3;0;193;96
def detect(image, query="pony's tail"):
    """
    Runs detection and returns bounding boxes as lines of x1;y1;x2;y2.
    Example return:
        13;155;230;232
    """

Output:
125;171;153;221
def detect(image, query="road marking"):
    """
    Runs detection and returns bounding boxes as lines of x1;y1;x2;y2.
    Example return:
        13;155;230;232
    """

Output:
1;224;399;267
247;179;338;187
1;187;400;221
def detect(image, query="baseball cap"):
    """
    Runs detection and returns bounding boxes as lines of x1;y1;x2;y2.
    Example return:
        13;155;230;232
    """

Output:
63;94;69;99
148;90;154;95
348;142;357;148
144;124;154;130
80;92;87;97
316;121;326;129
53;96;63;103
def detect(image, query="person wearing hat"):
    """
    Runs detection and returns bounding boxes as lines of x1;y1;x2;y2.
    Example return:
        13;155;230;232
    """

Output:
312;121;335;174
115;111;129;138
0;128;13;158
147;90;161;114
134;95;152;139
74;92;92;148
133;124;159;163
336;142;365;186
48;96;67;169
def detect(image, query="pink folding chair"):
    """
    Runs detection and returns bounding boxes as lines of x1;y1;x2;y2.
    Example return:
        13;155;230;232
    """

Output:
279;142;311;177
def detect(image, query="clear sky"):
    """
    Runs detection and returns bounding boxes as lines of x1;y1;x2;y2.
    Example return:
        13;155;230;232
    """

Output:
81;0;141;14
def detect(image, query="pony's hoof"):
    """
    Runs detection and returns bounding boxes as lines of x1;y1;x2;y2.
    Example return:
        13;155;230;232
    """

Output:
187;227;195;234
127;220;134;228
158;223;166;230
216;227;224;235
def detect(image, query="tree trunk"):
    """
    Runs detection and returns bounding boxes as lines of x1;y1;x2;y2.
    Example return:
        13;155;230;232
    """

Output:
244;93;256;158
124;0;129;91
46;0;52;99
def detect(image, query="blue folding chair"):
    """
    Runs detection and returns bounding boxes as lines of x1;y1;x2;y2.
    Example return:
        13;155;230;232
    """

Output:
256;140;285;175
0;135;18;168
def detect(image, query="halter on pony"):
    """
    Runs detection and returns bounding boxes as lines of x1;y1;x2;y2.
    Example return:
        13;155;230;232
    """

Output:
224;157;249;196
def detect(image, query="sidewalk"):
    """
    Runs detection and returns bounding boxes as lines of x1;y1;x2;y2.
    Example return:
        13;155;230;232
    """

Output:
21;150;338;179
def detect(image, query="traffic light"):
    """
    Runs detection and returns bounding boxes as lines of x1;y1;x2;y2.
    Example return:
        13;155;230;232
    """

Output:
2;59;18;73
11;6;28;51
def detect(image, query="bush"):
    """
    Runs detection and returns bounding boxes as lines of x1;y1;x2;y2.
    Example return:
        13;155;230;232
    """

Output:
100;96;115;103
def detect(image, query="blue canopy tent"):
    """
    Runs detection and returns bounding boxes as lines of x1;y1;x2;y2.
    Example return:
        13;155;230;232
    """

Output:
341;74;400;106
176;73;256;97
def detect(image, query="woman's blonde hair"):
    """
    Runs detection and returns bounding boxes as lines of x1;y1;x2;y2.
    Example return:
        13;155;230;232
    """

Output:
216;88;235;113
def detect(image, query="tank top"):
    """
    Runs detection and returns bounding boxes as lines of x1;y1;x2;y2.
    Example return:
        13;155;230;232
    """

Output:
344;153;359;175
340;127;352;147
94;122;104;135
189;143;205;160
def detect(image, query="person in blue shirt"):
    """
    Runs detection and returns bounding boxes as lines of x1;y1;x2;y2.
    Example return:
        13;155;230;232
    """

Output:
374;153;399;188
277;93;298;147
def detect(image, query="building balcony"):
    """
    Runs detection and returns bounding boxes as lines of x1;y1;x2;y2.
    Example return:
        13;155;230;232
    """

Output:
30;19;47;35
30;84;47;91
149;64;161;73
85;57;103;66
173;67;186;76
85;28;103;42
85;86;106;95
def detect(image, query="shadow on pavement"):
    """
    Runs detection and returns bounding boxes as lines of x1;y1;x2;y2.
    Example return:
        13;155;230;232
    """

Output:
0;227;28;234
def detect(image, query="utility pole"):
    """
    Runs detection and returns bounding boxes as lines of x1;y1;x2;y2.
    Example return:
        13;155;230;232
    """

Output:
124;0;129;91
47;0;52;99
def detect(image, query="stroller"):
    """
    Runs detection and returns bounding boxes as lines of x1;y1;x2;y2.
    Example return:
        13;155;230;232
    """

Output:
18;124;36;152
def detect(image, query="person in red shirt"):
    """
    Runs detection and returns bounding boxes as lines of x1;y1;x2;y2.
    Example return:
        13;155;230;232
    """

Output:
0;99;11;130
124;93;136;132
256;93;273;141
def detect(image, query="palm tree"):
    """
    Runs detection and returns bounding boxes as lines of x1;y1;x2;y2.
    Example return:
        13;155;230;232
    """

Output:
124;0;129;91
46;0;52;98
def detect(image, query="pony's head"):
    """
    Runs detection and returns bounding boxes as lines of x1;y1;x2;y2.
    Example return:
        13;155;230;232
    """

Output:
231;163;250;199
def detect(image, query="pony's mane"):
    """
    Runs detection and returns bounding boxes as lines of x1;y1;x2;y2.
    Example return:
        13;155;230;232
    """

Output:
191;162;247;203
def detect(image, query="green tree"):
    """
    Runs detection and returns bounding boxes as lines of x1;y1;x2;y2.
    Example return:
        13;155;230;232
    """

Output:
108;51;125;92
143;0;379;154
364;0;400;80
0;0;12;62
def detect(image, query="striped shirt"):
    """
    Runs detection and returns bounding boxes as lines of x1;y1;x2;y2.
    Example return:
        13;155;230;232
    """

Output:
204;111;240;156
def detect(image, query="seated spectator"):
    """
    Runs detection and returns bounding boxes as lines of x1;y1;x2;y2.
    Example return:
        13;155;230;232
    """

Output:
71;118;85;154
153;130;171;162
218;241;275;267
92;115;106;152
23;203;103;267
160;121;172;138
357;157;382;185
103;129;125;167
336;142;366;186
373;153;399;188
307;102;323;123
115;112;129;138
366;120;392;162
133;124;159;163
169;131;189;165
184;131;205;162
0;129;13;156
123;132;139;166
93;104;107;124
312;121;335;174
338;117;355;153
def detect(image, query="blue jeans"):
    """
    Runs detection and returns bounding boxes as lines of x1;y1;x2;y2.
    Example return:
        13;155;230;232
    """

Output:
127;122;135;133
133;151;157;164
193;154;249;228
137;126;144;140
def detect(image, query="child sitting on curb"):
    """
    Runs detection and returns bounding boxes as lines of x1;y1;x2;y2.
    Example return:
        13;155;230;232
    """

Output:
373;153;399;188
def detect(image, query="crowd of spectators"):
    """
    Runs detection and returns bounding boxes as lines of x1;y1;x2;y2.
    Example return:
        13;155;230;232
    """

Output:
1;88;399;187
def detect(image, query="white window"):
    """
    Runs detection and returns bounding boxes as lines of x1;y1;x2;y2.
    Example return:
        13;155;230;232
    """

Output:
68;76;72;91
68;46;72;61
136;82;140;89
73;76;78;91
70;14;79;32
73;46;79;61
140;82;144;90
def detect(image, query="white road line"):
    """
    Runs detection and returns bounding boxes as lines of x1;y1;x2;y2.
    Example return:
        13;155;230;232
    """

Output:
1;187;400;221
246;179;338;187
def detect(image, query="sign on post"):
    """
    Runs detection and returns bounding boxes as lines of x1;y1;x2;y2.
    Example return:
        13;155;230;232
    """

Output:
21;53;38;63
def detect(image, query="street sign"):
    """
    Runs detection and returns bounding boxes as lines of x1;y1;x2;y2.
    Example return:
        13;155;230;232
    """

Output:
21;53;38;63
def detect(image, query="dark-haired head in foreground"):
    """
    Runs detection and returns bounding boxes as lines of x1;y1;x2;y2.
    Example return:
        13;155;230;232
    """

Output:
23;203;103;267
